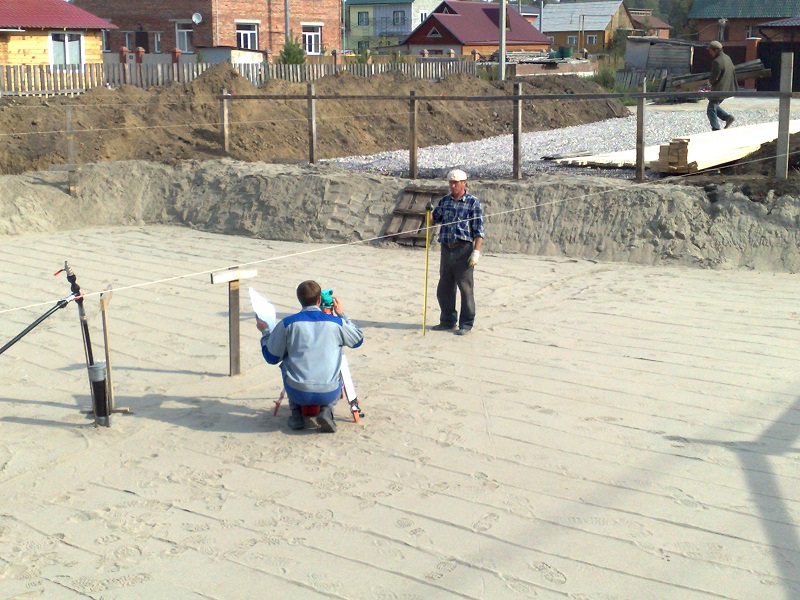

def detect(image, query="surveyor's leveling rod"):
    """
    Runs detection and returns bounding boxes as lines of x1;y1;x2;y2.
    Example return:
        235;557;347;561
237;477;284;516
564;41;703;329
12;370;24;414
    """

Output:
423;209;431;335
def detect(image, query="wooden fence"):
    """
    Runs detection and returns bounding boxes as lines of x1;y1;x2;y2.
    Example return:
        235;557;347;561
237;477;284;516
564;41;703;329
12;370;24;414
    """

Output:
0;61;480;97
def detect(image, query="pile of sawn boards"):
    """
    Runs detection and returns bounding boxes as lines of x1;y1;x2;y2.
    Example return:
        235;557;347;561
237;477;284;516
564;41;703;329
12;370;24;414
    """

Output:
649;120;800;173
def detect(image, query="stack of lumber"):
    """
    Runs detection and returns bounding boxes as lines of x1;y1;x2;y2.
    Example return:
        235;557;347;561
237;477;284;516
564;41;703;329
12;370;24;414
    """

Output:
551;146;661;168
668;59;770;91
649;120;800;173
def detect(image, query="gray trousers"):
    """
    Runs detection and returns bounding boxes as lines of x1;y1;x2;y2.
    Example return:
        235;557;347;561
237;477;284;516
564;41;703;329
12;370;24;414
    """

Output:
437;241;475;329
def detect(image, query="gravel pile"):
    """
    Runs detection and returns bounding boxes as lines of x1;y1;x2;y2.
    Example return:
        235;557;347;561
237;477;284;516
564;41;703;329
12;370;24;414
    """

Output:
324;105;799;180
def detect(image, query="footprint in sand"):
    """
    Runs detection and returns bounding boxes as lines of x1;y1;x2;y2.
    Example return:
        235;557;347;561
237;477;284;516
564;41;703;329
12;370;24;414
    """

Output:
531;561;567;584
472;512;500;532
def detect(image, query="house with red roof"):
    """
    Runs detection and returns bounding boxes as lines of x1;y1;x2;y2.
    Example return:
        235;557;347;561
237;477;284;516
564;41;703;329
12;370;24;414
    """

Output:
0;0;115;65
400;0;550;56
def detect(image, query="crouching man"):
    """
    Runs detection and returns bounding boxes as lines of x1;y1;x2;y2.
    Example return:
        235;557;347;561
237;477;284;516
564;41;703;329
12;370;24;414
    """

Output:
257;280;363;432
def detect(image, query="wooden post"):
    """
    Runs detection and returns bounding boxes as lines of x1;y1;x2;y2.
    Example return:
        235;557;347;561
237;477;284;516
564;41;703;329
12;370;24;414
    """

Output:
220;88;230;153
513;82;522;180
228;279;241;376
776;52;793;180
635;79;646;183
210;267;258;377
65;106;78;196
307;82;317;164
99;290;115;415
409;90;418;179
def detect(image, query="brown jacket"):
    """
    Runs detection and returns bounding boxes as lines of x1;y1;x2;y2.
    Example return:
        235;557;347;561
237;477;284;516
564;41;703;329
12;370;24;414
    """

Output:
710;51;738;97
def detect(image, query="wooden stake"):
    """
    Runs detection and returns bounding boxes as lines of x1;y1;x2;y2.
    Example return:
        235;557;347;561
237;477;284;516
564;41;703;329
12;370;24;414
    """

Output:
220;88;230;154
776;52;793;180
307;82;317;164
210;267;258;377
409;90;418;179
636;79;646;183
513;83;522;180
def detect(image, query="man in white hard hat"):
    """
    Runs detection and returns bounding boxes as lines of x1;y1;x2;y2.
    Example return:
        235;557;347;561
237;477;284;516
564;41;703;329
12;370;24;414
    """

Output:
706;40;737;131
426;168;485;336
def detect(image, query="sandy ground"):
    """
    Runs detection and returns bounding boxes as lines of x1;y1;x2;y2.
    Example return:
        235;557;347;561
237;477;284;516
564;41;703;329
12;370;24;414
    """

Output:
1;225;800;598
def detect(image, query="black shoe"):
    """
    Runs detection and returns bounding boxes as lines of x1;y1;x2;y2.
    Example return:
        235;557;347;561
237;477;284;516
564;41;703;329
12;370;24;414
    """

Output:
431;323;456;331
456;327;472;336
317;405;337;433
288;408;305;430
724;116;735;129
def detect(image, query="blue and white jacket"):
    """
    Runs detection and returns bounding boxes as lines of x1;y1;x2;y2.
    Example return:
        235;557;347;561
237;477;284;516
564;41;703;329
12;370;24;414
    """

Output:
260;306;363;394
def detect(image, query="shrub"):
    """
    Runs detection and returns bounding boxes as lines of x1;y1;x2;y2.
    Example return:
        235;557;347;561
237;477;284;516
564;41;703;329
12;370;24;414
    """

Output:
280;34;306;64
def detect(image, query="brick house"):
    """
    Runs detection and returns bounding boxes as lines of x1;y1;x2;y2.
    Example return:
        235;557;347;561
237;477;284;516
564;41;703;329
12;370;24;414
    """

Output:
0;0;115;65
689;0;800;47
71;0;342;58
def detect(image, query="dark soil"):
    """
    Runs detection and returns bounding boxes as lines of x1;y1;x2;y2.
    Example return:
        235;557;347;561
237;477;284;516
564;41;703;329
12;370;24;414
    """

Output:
0;63;628;175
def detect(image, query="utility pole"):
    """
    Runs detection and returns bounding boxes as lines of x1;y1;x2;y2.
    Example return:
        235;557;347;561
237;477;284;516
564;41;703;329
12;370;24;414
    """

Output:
285;0;290;42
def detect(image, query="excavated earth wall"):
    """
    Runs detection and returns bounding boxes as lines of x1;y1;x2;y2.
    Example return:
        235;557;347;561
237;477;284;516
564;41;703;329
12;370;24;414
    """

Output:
3;160;800;273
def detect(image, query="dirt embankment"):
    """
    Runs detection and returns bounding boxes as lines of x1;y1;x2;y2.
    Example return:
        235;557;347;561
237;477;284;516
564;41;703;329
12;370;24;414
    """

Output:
4;160;800;273
0;64;628;175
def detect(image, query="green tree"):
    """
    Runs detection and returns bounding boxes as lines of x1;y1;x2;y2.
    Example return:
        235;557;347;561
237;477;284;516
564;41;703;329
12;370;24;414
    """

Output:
659;0;693;39
280;34;306;64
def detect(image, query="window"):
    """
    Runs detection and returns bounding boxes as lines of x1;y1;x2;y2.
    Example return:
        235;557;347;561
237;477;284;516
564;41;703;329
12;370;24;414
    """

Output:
124;31;135;49
357;40;369;53
357;11;369;26
302;25;321;55
236;23;258;49
101;29;110;52
176;22;194;53
745;25;757;38
393;11;405;26
586;34;597;45
51;32;82;65
420;11;428;23
154;32;162;53
567;35;577;45
547;36;554;43
428;26;442;38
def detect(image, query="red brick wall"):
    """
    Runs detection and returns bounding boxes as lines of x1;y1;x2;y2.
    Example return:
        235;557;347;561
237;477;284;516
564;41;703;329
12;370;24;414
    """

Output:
72;0;341;57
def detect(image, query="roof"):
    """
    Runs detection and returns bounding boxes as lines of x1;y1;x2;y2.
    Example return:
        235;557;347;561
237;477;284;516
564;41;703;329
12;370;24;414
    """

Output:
0;0;116;30
758;15;800;26
404;0;550;45
631;14;671;30
542;0;625;33
688;0;800;19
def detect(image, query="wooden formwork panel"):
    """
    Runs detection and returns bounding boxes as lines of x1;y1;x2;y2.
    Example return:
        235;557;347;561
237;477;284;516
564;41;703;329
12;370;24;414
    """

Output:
386;186;447;247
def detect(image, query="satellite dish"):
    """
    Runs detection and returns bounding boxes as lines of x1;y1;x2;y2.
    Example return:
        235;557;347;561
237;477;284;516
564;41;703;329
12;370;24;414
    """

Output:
191;12;203;24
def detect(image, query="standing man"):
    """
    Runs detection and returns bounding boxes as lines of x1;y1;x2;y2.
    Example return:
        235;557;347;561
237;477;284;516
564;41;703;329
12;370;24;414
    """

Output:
257;280;363;432
427;169;485;336
706;40;738;131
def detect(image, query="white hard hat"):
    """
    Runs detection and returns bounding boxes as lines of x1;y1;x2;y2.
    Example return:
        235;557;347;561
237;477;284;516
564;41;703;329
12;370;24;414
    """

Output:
446;168;468;181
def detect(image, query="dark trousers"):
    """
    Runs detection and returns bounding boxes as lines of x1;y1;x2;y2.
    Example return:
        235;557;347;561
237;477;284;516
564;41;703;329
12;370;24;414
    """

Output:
437;241;475;329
